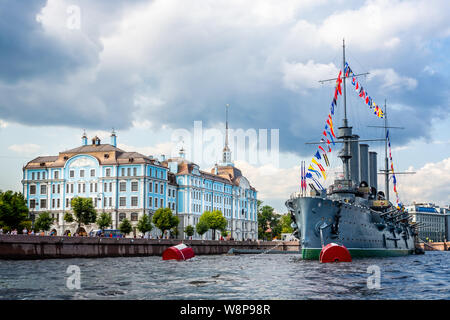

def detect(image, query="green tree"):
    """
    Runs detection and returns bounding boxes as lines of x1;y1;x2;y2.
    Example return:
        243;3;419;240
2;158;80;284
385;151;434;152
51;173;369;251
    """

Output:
184;225;194;239
64;212;74;223
152;208;179;238
71;197;97;229
34;212;54;232
137;214;153;236
0;190;29;230
199;210;227;240
97;212;112;231
221;230;230;238
257;205;279;240
19;220;32;233
280;214;293;234
119;218;132;236
195;220;209;238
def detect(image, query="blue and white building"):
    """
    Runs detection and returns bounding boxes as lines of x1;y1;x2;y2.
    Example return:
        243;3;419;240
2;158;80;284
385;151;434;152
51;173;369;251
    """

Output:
22;131;169;237
22;113;259;239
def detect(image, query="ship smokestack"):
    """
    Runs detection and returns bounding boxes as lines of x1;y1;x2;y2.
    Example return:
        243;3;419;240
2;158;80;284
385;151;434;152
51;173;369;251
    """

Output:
369;151;378;192
349;134;360;185
359;144;369;185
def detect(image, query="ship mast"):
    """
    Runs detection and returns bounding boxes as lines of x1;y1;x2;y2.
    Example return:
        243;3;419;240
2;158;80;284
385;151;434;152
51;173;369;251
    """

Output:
338;39;353;182
384;100;389;201
371;101;414;203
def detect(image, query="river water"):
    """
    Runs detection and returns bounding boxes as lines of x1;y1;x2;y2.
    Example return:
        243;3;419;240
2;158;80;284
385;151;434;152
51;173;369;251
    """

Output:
0;251;448;300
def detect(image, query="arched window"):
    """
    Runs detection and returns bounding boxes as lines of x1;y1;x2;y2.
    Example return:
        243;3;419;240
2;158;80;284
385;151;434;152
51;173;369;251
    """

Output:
119;213;126;221
131;212;138;221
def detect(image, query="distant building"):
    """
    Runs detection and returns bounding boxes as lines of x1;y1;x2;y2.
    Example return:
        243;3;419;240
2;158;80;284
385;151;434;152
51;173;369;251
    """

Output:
405;203;450;242
22;131;169;237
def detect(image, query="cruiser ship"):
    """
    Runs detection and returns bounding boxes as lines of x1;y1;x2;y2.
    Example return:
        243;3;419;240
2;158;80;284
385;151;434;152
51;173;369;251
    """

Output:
285;41;418;260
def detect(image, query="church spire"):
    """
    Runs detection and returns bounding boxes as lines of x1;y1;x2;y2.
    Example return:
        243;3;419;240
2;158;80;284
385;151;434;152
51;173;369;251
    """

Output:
222;104;233;166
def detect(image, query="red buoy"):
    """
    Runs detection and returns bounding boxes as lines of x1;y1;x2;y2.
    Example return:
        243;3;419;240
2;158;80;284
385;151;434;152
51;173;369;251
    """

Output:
162;243;195;261
319;243;352;263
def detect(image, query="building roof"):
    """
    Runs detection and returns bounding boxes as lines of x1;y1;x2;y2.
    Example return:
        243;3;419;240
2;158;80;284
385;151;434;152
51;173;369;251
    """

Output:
162;157;256;191
61;144;125;154
24;142;166;169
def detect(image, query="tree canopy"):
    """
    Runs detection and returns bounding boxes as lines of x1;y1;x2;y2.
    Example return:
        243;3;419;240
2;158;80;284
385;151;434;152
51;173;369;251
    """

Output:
119;218;132;236
137;214;153;236
64;212;74;223
0;190;29;231
96;212;112;231
71;197;97;228
184;225;195;238
199;210;227;240
34;212;54;232
257;205;290;240
152;208;179;238
195;220;209;236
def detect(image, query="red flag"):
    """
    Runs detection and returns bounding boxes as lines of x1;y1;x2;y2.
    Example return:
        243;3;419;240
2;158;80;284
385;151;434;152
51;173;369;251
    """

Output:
336;70;342;95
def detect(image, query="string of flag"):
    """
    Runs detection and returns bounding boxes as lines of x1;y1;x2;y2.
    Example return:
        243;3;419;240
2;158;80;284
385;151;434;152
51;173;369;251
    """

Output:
303;69;342;193
386;129;401;206
344;62;384;119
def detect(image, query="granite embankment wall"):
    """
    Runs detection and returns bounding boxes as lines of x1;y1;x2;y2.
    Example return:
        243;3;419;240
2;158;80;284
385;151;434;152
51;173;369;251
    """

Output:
0;235;300;259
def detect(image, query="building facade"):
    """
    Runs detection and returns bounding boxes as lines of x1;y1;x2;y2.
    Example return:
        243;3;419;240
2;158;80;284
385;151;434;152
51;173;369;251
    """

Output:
22;131;169;237
22;124;258;240
405;203;450;242
162;149;258;241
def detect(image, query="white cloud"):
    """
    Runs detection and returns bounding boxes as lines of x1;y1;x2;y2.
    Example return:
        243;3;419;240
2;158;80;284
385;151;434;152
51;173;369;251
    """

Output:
394;157;450;205
282;60;339;93
368;68;418;91
234;160;300;200
0;119;8;128
318;0;449;51
8;144;41;156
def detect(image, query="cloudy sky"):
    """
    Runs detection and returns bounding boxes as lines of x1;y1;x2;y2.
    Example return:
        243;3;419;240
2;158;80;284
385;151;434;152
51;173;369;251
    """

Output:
0;0;449;212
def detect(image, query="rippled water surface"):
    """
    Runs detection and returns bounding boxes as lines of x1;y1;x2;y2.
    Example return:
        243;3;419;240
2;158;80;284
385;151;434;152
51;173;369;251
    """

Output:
0;252;449;300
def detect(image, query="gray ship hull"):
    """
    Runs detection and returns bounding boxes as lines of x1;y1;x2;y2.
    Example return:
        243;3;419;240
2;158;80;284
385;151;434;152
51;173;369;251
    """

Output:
286;196;416;260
